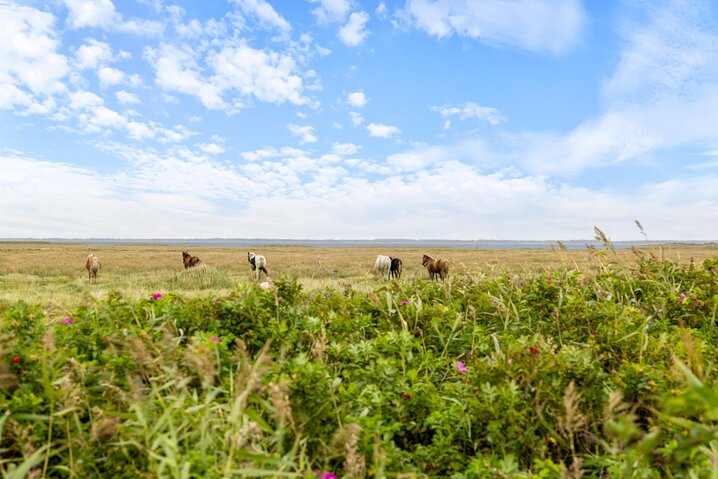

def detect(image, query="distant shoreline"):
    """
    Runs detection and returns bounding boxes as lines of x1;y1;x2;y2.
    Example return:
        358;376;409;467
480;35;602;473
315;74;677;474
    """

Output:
2;238;716;250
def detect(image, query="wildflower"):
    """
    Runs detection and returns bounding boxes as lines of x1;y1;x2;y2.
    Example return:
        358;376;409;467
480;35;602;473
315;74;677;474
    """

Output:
530;346;538;354
678;293;687;304
399;300;409;306
456;360;468;373
152;293;163;300
507;358;513;364
61;317;73;324
590;329;597;336
402;392;411;399
548;436;557;446
210;337;221;342
12;356;20;364
546;276;552;283
215;300;221;305
313;471;337;479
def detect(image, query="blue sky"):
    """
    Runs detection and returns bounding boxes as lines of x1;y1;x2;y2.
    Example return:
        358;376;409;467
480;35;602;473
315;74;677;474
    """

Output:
2;0;718;240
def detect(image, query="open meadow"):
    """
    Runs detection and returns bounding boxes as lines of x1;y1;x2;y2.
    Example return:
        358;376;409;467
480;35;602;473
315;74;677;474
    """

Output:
2;241;718;477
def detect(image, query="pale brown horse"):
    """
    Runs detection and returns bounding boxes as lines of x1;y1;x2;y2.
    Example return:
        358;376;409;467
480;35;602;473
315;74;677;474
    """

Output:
182;251;201;269
85;254;101;283
422;254;449;282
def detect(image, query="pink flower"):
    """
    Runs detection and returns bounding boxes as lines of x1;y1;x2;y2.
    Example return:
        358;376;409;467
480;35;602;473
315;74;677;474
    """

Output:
61;317;73;325
210;337;221;342
546;276;552;283
318;472;337;479
400;300;409;305
456;360;468;373
678;293;687;304
215;301;221;305
507;358;513;364
152;293;163;300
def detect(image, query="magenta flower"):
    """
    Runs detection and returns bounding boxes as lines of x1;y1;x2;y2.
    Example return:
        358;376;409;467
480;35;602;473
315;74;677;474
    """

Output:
210;337;221;342
215;300;221;305
456;360;468;373
152;293;163;300
61;317;73;325
400;300;409;306
507;358;513;364
316;472;337;479
546;276;552;283
678;293;687;304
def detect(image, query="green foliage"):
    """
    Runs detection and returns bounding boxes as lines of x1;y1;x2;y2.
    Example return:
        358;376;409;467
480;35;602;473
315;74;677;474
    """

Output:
3;254;718;477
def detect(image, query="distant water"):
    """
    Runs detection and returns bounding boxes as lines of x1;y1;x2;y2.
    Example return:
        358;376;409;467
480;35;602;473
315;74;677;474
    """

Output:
7;238;715;250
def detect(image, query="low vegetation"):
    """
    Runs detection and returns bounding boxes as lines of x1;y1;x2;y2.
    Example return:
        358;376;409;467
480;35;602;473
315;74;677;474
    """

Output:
2;242;718;477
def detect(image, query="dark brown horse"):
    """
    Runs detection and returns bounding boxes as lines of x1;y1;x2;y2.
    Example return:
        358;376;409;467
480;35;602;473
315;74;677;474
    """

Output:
182;251;201;269
422;254;448;281
389;258;403;279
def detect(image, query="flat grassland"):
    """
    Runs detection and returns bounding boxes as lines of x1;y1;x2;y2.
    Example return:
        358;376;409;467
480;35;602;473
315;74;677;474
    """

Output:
1;241;717;307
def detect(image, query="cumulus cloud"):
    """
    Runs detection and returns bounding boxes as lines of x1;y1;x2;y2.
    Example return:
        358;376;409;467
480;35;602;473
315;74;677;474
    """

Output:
433;102;506;125
311;0;353;24
232;0;291;34
367;122;400;138
288;123;318;144
398;0;585;54
116;90;140;105
338;11;370;46
145;42;309;112
74;39;113;70
63;0;163;35
0;2;69;102
347;90;368;107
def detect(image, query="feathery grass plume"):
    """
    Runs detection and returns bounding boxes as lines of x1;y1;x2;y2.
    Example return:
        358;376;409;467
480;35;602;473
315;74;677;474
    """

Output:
593;226;615;254
557;240;567;251
329;423;365;478
312;326;327;361
184;338;218;389
634;219;648;242
557;381;587;459
678;323;704;381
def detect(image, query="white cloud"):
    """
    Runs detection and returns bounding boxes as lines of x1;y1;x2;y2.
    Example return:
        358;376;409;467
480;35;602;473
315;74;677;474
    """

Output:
210;45;308;105
399;0;585;54
367;122;400;138
349;111;363;126
332;142;360;155
97;66;125;87
69;90;104;110
145;42;308;111
338;11;370;46
74;39;113;70
199;142;226;154
232;0;291;33
347;90;368;107
433;102;506;125
0;3;69;99
311;0;353;24
288;123;318;144
63;0;117;29
376;2;388;19
116;90;140;105
63;0;163;35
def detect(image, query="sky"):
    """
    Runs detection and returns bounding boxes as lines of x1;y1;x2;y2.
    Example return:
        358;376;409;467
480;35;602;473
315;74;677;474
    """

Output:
2;0;718;241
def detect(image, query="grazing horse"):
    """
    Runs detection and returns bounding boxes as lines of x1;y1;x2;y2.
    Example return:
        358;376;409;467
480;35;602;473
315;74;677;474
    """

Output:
247;252;268;280
182;251;201;269
374;255;391;279
85;254;101;283
422;254;449;282
389;258;403;279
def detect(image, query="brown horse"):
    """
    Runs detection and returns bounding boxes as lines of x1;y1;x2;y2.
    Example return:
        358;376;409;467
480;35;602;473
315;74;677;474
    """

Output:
85;254;101;283
422;254;448;282
182;251;201;269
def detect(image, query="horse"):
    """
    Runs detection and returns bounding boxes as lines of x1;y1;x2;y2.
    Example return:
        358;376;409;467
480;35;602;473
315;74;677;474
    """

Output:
374;255;391;279
422;254;449;282
182;251;201;269
85;254;101;283
248;252;268;280
389;258;403;279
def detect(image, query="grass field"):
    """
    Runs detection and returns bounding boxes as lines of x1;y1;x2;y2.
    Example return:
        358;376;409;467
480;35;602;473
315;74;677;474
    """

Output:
3;241;718;477
2;241;717;308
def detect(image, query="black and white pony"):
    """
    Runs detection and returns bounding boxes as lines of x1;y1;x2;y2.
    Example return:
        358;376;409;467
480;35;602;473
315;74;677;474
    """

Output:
375;255;402;280
247;252;268;280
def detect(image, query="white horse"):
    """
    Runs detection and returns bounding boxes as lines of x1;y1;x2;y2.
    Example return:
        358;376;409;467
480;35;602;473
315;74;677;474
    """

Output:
247;252;268;280
85;254;101;283
374;255;391;279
